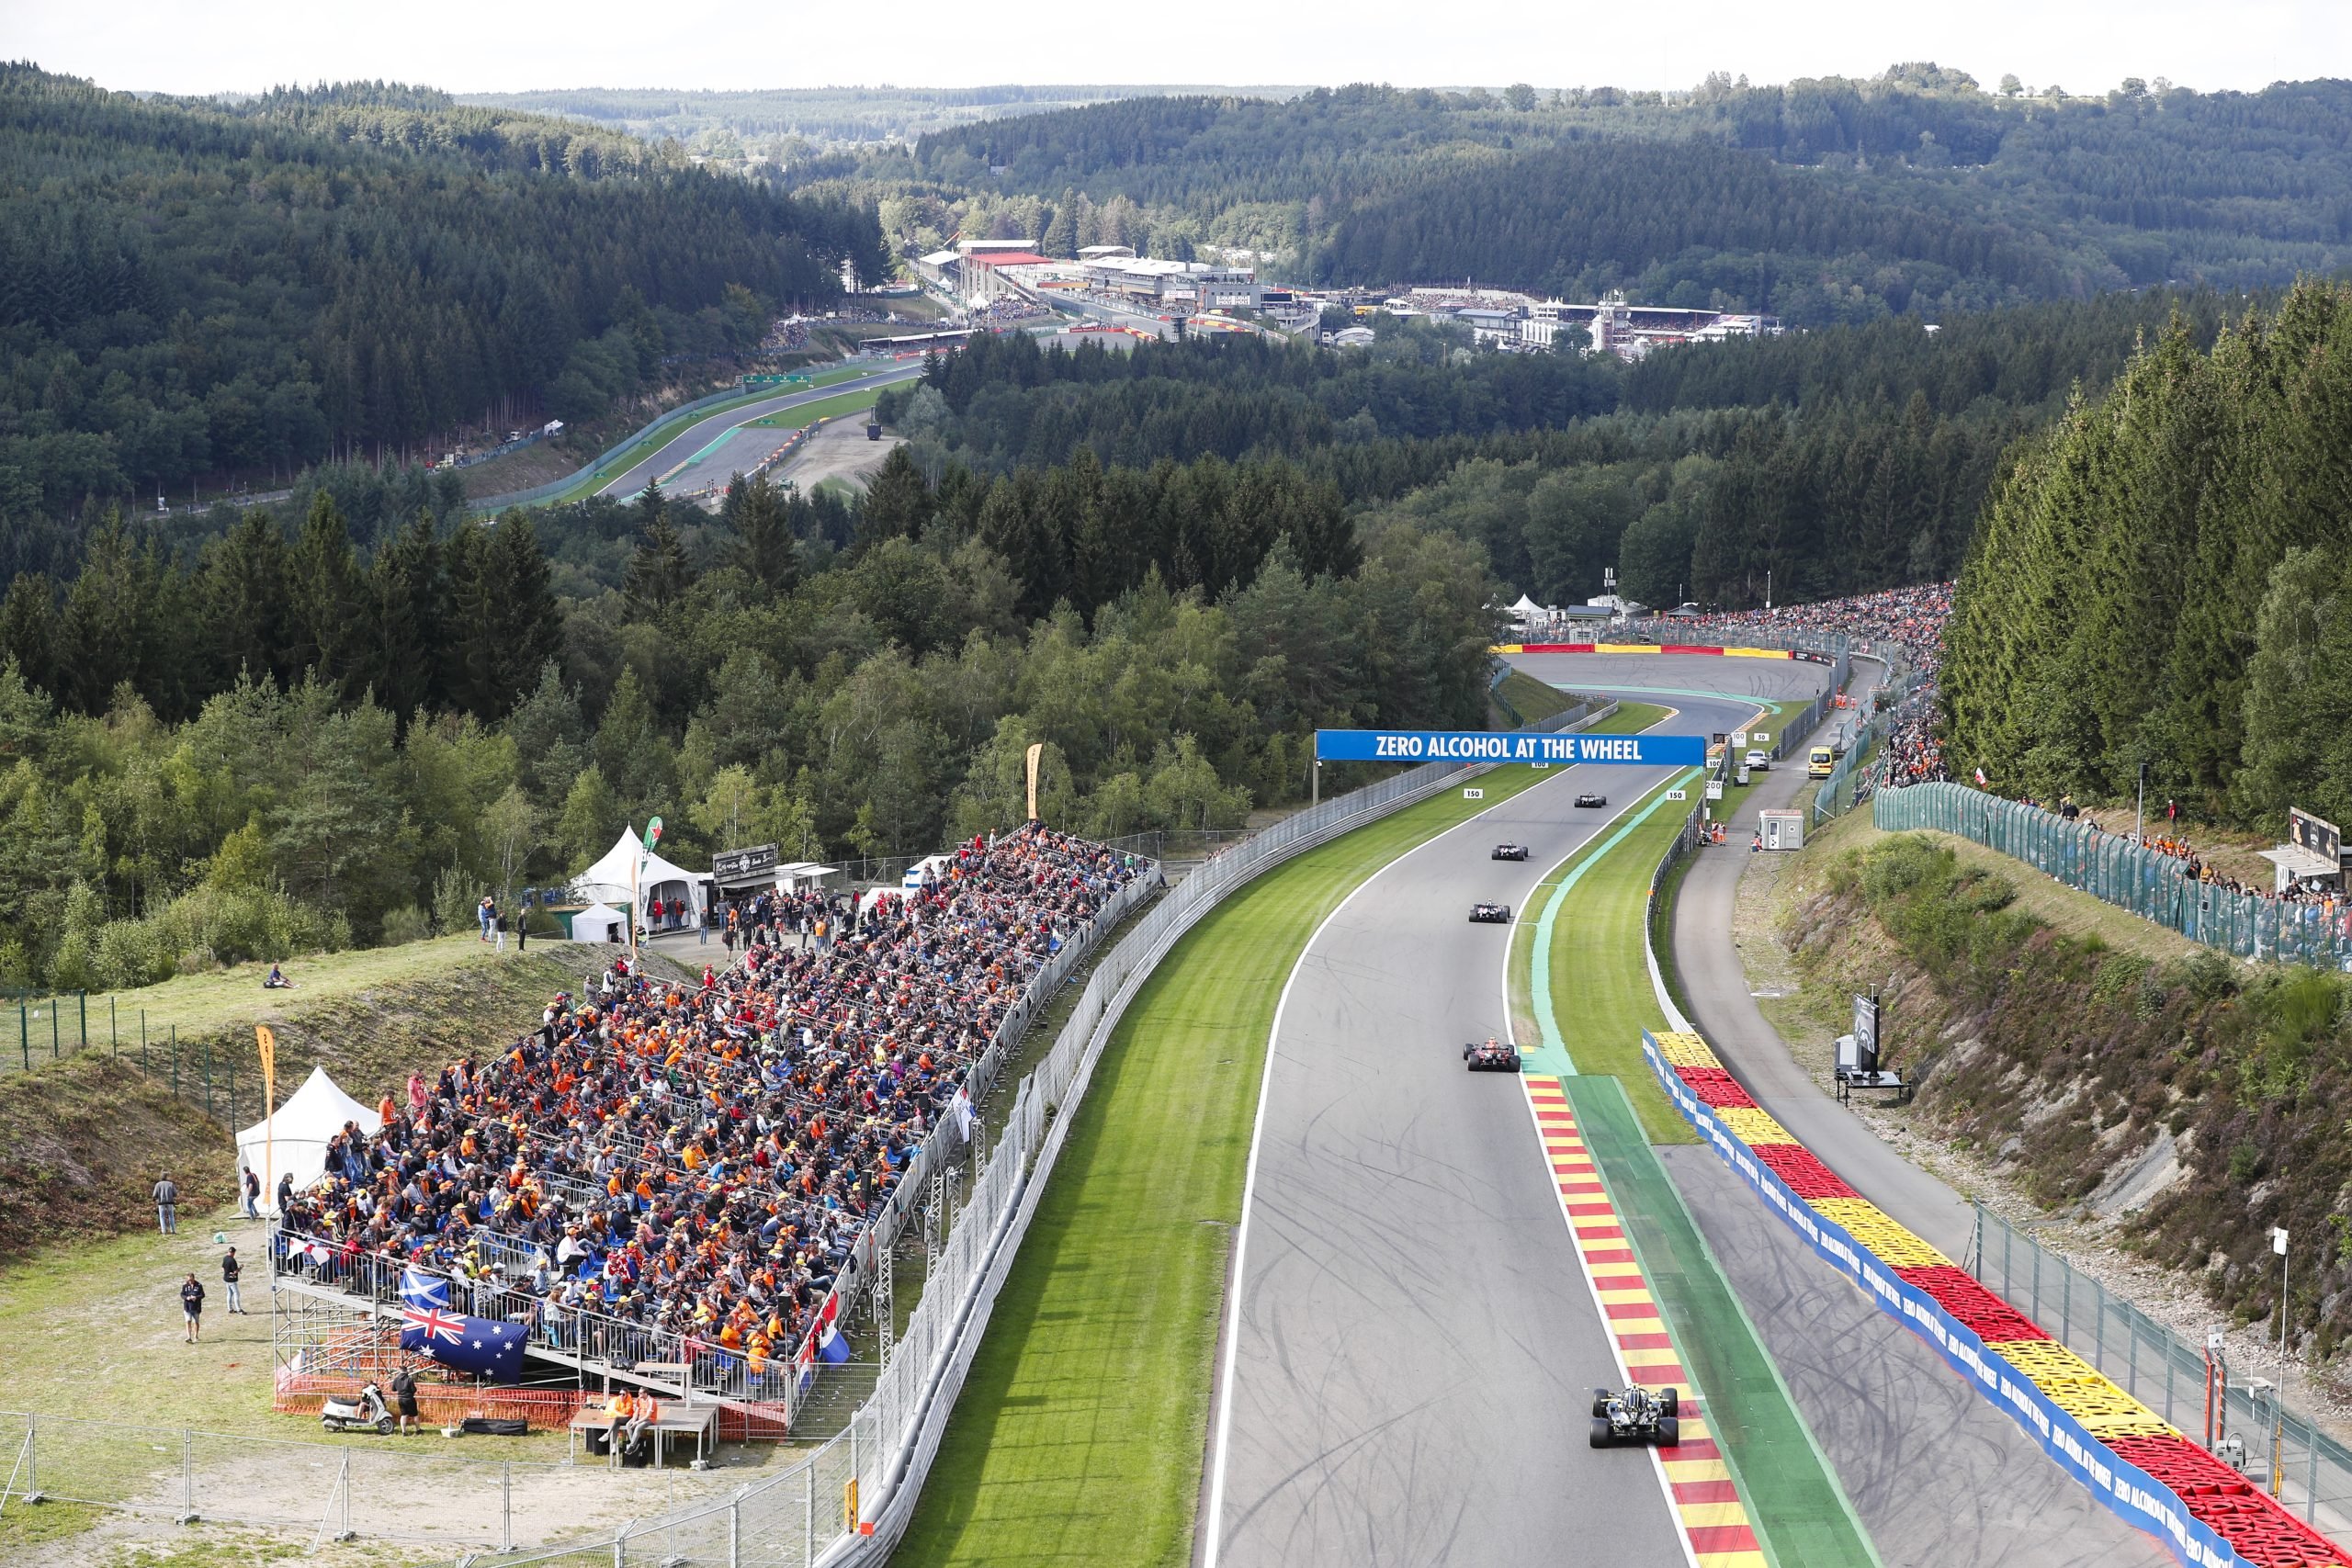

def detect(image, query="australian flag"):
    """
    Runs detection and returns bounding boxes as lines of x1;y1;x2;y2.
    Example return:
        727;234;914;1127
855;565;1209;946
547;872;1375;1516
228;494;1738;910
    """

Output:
400;1305;527;1383
399;1268;450;1309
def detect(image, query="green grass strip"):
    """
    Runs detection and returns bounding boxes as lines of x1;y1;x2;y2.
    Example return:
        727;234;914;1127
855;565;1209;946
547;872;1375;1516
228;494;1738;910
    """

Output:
746;388;884;429
898;765;1558;1567
1564;1074;1883;1568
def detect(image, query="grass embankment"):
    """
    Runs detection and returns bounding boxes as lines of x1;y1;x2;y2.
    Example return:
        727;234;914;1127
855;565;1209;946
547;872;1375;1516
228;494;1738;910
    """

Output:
896;766;1559;1568
745;389;881;430
1494;669;1577;725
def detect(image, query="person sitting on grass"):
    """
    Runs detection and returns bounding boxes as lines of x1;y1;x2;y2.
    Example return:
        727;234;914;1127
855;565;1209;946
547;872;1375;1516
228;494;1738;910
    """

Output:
264;963;294;989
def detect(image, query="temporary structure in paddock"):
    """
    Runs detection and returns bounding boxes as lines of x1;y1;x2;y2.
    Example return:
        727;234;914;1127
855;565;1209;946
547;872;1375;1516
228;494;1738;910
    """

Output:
571;828;708;927
234;1065;381;1214
569;901;628;942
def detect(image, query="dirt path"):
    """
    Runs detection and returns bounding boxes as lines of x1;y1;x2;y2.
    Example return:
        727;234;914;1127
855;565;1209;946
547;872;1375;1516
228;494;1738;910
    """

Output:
775;412;900;493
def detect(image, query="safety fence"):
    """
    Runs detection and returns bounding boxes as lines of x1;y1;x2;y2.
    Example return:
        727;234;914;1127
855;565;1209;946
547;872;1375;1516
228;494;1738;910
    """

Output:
1970;1205;2352;1540
0;1411;631;1556
1;987;276;1134
458;747;1514;1566
1873;782;2352;970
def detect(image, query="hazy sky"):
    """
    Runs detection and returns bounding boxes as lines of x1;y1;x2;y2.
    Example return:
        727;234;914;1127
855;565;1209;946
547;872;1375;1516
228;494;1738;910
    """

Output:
6;0;2343;99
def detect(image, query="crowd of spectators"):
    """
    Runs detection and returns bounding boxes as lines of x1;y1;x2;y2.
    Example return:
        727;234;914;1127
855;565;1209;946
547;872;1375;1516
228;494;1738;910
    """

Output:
1631;583;1956;787
274;825;1144;1393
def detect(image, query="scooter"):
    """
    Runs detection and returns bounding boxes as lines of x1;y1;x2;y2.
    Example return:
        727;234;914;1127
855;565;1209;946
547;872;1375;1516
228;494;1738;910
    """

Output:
321;1381;395;1435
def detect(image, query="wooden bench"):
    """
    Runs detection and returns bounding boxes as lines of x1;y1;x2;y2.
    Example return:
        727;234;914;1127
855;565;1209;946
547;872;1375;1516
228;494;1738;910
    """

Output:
571;1397;719;1469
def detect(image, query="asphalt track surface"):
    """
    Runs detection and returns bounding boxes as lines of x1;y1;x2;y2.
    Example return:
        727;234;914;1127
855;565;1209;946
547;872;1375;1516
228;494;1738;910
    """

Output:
1206;678;1774;1568
1637;656;2168;1568
594;363;925;500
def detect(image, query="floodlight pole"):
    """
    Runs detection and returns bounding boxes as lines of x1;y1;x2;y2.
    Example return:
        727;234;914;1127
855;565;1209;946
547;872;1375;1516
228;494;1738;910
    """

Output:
2136;761;2148;843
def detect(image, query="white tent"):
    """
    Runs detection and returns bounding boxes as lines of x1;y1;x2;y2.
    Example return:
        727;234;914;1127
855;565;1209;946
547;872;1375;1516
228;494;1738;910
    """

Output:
571;827;709;927
235;1065;382;1215
570;901;628;943
1509;592;1544;620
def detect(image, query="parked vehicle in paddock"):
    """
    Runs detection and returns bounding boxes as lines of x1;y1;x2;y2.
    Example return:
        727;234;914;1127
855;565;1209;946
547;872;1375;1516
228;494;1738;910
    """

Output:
1575;792;1608;808
1464;1037;1522;1072
1589;1383;1679;1448
1468;902;1513;924
1492;843;1531;861
321;1381;395;1435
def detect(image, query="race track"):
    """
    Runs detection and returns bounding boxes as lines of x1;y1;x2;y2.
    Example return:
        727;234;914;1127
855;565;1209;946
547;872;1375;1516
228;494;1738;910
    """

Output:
1205;676;1801;1568
594;363;924;500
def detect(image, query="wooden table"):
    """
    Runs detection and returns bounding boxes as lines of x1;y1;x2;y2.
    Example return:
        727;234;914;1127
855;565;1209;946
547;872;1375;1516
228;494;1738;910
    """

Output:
571;1398;720;1469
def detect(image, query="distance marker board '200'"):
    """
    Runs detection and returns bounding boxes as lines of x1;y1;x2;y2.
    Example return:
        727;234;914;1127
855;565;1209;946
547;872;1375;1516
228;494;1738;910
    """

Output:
1314;729;1706;767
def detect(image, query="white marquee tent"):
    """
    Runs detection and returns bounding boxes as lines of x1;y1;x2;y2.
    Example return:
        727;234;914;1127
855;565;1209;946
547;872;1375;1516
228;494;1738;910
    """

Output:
235;1065;381;1215
571;828;708;926
569;901;628;942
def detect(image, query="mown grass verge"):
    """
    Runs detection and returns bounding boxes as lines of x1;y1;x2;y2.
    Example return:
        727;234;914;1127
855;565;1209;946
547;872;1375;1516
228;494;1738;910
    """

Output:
895;765;1558;1568
745;389;881;429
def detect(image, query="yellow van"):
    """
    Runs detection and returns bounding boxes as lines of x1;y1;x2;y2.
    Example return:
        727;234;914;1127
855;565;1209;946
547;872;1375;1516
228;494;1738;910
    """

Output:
1808;745;1835;778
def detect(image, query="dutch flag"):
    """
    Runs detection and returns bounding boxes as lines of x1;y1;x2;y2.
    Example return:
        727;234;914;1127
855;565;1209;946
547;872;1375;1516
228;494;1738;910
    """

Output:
816;1293;852;1364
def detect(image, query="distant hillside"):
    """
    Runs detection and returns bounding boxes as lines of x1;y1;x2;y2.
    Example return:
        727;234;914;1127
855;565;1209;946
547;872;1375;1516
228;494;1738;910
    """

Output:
905;74;2352;321
0;65;888;514
463;84;1306;152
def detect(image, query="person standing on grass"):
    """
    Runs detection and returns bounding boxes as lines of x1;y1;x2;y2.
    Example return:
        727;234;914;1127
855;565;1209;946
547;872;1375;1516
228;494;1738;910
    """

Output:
181;1272;205;1342
516;903;528;953
153;1171;179;1235
390;1362;421;1435
221;1246;246;1314
242;1165;260;1220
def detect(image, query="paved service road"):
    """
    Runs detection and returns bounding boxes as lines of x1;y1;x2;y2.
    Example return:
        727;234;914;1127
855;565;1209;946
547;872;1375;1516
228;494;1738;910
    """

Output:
1527;655;2166;1568
1206;681;1781;1568
594;363;925;500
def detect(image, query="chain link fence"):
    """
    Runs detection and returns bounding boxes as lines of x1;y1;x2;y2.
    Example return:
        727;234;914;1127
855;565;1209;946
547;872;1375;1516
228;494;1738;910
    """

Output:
1970;1207;2352;1540
1874;782;2352;969
0;1412;619;1555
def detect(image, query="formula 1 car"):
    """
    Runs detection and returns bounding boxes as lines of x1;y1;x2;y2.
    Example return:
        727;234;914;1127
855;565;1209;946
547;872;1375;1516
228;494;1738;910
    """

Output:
1468;902;1513;923
1589;1383;1679;1448
1464;1038;1522;1072
1575;791;1608;808
1491;843;1531;861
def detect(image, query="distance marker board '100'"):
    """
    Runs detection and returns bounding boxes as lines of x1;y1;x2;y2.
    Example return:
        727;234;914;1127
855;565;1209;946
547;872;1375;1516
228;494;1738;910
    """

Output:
1313;730;1707;766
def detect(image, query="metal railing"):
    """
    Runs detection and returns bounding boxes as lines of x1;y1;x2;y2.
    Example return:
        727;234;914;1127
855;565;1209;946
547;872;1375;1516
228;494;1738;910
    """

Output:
1970;1206;2352;1539
458;745;1532;1567
1873;782;2352;970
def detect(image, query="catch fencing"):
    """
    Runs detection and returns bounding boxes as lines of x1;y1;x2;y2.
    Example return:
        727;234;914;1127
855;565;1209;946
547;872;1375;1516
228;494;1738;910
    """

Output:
458;749;1507;1567
1970;1206;2352;1540
1;988;267;1130
1873;783;2352;970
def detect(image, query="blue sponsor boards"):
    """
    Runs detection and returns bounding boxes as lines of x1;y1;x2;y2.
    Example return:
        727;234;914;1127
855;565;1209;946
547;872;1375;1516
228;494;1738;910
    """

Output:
1314;729;1707;766
1640;1032;2250;1568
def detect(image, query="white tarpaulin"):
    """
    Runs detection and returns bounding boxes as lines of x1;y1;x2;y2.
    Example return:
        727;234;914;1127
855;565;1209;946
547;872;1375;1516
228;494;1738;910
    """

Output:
235;1065;381;1214
571;827;708;924
570;901;628;942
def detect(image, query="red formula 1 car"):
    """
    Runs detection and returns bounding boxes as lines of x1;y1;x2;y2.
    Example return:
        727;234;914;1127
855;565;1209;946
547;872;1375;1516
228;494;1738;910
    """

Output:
1463;1037;1522;1072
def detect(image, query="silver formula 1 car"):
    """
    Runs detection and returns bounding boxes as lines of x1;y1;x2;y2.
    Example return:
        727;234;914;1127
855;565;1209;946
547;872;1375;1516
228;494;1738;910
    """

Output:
1589;1382;1680;1448
1468;902;1512;923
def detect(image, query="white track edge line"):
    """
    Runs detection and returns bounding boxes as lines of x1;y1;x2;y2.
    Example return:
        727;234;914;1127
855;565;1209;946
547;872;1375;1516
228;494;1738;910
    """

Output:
1202;766;1578;1567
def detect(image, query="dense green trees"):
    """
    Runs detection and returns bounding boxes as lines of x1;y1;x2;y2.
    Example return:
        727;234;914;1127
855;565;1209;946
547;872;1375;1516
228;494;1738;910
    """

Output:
0;434;1496;991
901;77;2352;320
0;64;888;515
1942;282;2352;828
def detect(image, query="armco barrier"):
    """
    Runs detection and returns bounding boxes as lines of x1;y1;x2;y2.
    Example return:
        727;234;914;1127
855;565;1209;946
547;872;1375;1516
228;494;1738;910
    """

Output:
1641;1029;2351;1568
1873;781;2352;971
459;728;1623;1567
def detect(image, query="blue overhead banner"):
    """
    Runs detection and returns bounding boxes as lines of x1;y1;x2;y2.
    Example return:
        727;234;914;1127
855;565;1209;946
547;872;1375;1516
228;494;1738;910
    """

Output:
1315;729;1706;766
